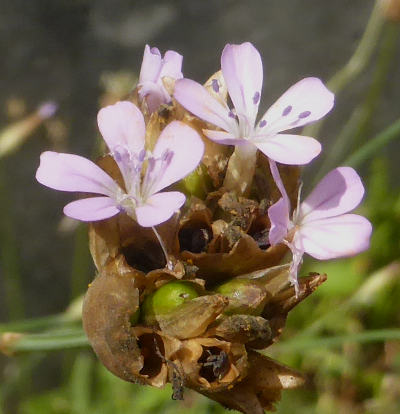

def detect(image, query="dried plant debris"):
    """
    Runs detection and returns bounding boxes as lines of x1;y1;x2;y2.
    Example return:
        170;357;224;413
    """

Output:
34;42;372;412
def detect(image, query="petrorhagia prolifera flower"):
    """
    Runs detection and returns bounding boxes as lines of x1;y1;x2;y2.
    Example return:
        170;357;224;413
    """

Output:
33;41;373;414
268;166;372;291
174;42;334;194
138;45;183;114
36;101;204;227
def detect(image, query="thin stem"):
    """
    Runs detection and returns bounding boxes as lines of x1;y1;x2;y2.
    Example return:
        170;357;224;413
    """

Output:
152;226;173;270
315;22;399;182
271;328;400;353
1;330;89;353
344;117;400;168
303;0;385;139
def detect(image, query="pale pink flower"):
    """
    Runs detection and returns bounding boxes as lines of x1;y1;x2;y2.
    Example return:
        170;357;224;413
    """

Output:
268;167;372;289
174;42;334;165
36;101;204;227
138;45;183;113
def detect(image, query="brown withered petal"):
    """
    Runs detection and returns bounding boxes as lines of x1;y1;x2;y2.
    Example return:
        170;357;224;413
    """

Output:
201;350;304;414
206;314;272;344
82;265;144;384
155;295;228;339
177;337;247;392
180;234;288;285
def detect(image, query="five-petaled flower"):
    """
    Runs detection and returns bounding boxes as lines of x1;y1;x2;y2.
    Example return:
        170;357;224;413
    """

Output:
268;166;373;290
138;45;183;114
174;42;334;165
36;101;204;227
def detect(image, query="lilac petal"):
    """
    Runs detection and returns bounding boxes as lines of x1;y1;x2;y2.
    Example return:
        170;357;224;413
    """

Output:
174;78;237;133
254;134;321;165
149;121;204;194
221;42;263;127
63;197;120;222
268;197;290;245
139;45;162;83
296;214;372;260
299;167;365;223
97;101;145;154
160;50;183;80
135;191;185;227
258;77;334;134
203;129;247;146
36;151;120;197
139;81;169;113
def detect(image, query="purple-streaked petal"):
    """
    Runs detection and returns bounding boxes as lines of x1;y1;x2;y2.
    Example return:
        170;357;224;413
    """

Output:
160;50;183;80
36;151;120;197
174;78;237;133
136;191;185;227
221;42;263;127
97;101;145;154
63;197;120;222
254;133;321;165
268;197;290;245
258;77;334;134
149;121;204;194
299;167;365;223
203;129;246;146
139;45;162;83
296;214;372;260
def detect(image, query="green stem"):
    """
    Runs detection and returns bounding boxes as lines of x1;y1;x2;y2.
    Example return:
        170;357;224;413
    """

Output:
344;117;400;168
303;0;385;139
2;329;89;353
272;328;400;353
315;22;399;182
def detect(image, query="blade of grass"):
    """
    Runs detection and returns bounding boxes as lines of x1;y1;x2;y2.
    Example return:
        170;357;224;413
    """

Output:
271;328;400;353
315;22;400;182
1;329;88;354
303;0;385;139
299;261;400;337
344;117;400;168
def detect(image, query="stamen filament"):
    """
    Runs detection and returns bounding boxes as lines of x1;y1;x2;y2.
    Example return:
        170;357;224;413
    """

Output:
152;226;174;270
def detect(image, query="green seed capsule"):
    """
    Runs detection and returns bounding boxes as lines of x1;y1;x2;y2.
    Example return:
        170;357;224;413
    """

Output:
141;281;199;325
215;278;268;316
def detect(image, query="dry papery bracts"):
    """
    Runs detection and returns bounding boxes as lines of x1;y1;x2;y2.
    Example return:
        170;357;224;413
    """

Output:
82;74;327;414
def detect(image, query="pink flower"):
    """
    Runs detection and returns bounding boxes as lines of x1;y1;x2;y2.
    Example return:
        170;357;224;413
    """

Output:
138;45;183;114
174;42;334;165
268;167;372;289
36;101;204;227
